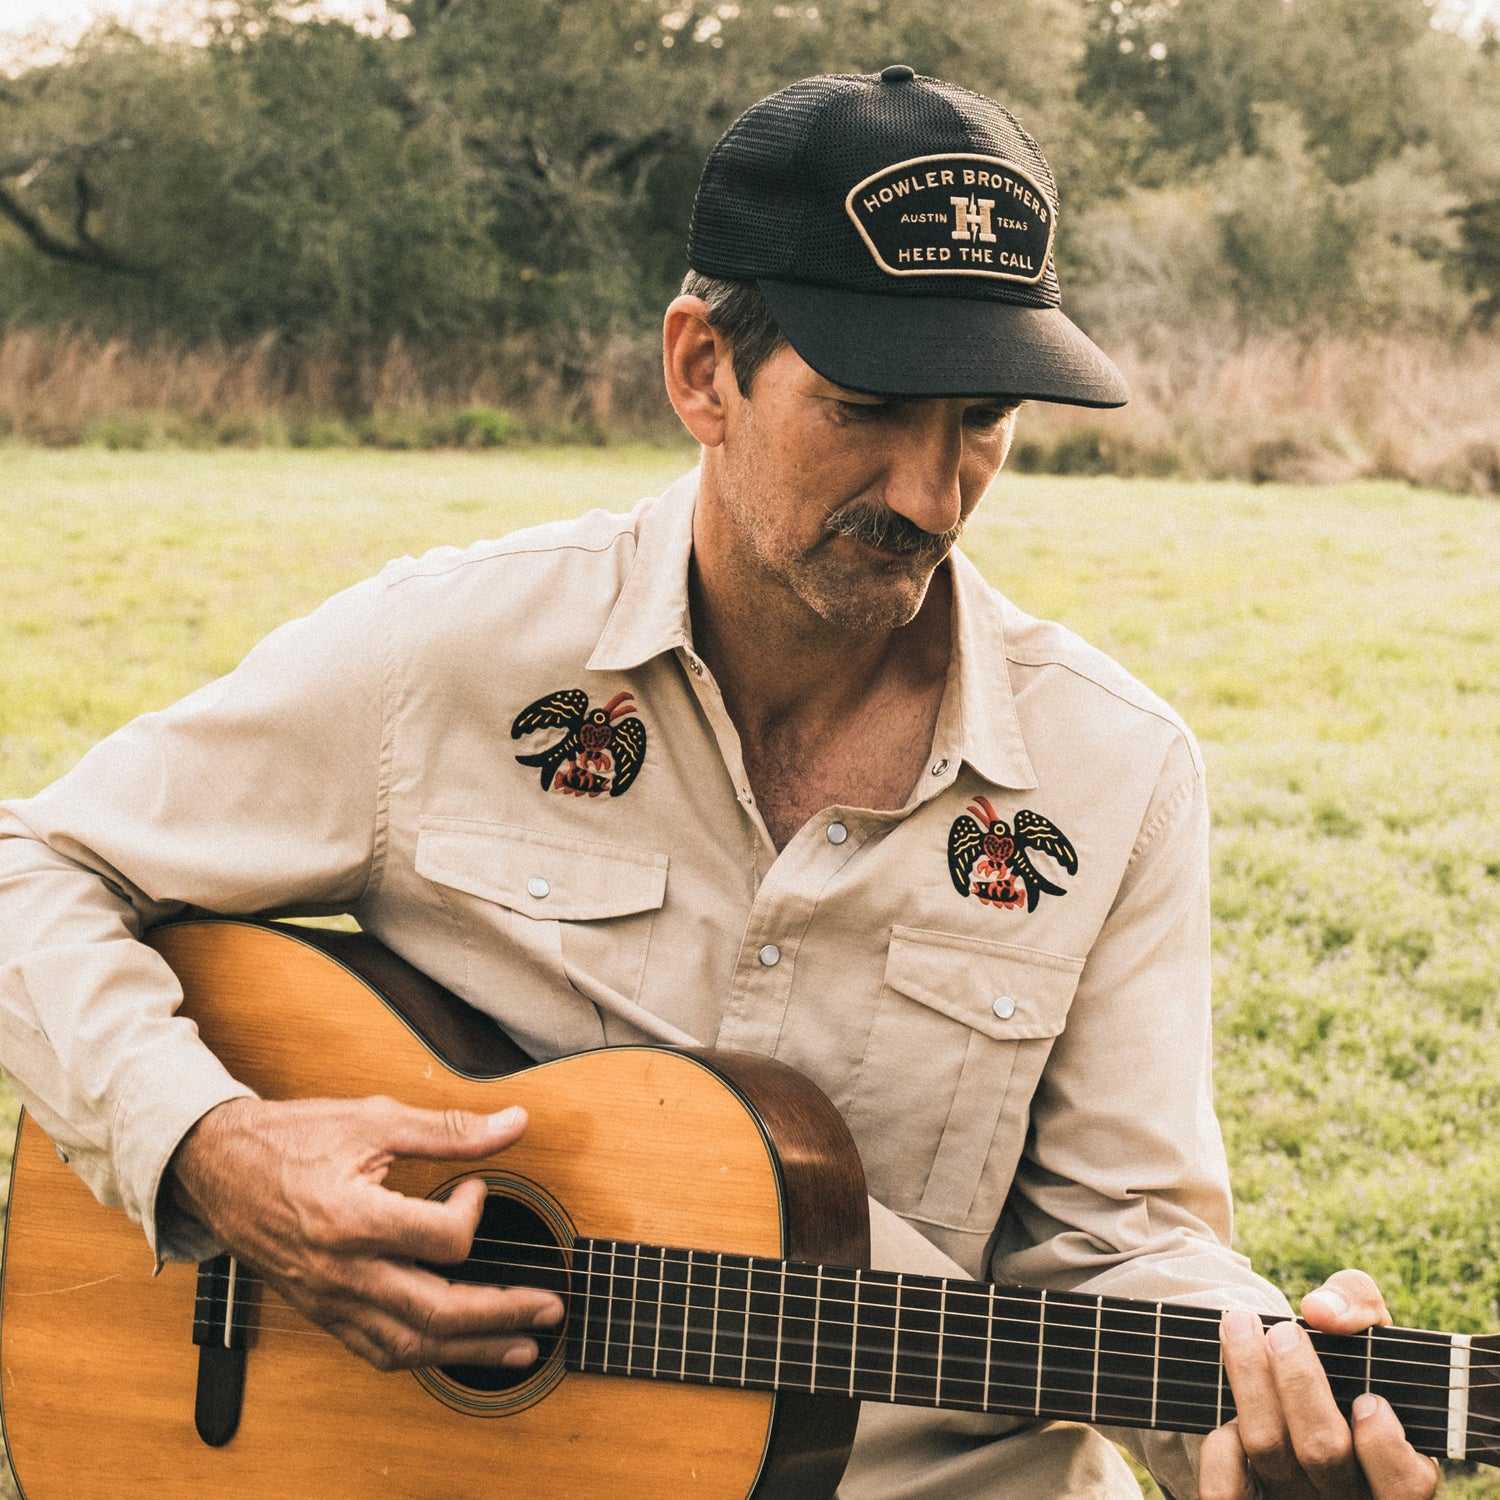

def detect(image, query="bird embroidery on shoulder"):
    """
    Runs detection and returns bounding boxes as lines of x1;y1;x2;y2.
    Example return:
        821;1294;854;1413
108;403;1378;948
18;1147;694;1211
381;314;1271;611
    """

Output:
511;687;647;798
948;796;1078;912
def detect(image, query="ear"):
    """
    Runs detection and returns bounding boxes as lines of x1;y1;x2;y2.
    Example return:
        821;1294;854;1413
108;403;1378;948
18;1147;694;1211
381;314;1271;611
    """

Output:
662;295;733;447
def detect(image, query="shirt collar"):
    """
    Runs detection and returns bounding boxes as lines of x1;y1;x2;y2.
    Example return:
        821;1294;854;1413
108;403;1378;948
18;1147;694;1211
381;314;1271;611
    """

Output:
587;466;1037;791
937;548;1038;792
587;467;700;672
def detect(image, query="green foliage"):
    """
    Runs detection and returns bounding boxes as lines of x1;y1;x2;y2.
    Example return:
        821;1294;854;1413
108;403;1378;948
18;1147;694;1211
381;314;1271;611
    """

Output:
1;0;1494;360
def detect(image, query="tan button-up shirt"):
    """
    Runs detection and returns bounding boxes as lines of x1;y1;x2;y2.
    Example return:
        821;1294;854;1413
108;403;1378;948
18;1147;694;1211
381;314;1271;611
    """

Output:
0;469;1285;1497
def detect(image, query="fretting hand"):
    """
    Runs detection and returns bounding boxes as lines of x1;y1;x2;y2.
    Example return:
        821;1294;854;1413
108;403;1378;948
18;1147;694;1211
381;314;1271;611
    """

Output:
168;1095;564;1372
1200;1269;1441;1500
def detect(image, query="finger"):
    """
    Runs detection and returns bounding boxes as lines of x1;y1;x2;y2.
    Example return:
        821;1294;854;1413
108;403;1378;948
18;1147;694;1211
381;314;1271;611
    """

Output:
1301;1269;1392;1333
325;1303;548;1373
343;1174;505;1263
1351;1395;1442;1500
1199;1421;1259;1500
1219;1310;1303;1491
1265;1318;1360;1491
364;1258;566;1338
374;1101;531;1163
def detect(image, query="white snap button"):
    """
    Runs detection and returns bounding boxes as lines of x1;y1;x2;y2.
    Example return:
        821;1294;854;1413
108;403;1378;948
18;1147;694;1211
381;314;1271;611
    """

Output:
758;944;781;967
688;657;703;676
826;821;849;845
526;876;550;899
931;758;949;776
54;1143;68;1163
992;995;1016;1020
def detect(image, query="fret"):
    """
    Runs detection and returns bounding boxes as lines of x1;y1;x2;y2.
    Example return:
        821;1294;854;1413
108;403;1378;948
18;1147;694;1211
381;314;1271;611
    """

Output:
775;1262;787;1389
852;1269;898;1401
850;1270;862;1398
656;1246;691;1380
811;1266;824;1390
681;1250;716;1382
602;1241;618;1374
710;1253;722;1383
891;1274;903;1402
623;1243;646;1377
1091;1296;1102;1423
1037;1289;1099;1422
713;1254;749;1386
892;1274;943;1407
811;1266;859;1397
984;1285;995;1412
1035;1289;1047;1416
679;1249;694;1380
1095;1296;1158;1430
1151;1304;1161;1430
782;1264;820;1394
1146;1297;1222;1432
745;1258;783;1390
937;1280;948;1408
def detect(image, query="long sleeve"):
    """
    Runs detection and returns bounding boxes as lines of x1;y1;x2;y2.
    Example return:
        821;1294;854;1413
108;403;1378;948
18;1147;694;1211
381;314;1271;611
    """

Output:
0;574;388;1259
990;747;1290;1496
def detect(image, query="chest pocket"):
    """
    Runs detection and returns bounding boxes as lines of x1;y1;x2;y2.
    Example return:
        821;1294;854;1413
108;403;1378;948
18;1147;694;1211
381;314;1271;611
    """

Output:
415;817;668;1054
845;925;1082;1233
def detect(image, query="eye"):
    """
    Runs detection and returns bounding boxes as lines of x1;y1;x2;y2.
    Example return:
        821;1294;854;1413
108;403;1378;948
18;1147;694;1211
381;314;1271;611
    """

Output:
833;399;890;423
964;402;1019;431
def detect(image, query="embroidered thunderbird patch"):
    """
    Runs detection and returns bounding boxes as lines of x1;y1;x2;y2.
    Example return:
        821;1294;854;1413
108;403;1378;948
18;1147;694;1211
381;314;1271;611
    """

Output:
947;796;1078;912
511;688;646;798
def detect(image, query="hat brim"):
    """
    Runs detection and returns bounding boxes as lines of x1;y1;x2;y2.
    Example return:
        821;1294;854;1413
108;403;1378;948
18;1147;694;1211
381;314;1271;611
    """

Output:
758;280;1129;408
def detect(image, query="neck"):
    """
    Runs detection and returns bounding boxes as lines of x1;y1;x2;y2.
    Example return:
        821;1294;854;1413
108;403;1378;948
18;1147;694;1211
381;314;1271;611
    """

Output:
564;1239;1469;1463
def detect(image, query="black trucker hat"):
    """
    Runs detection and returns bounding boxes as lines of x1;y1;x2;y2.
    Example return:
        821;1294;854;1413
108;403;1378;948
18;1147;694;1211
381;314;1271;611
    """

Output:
688;66;1129;408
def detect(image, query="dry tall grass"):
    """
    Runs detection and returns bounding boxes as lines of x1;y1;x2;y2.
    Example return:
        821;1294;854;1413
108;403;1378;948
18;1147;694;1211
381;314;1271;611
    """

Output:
1;324;1497;494
1013;335;1500;495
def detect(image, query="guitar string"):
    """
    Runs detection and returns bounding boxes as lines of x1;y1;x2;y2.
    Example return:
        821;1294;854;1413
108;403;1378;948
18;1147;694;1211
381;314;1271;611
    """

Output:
189;1242;1489;1390
188;1284;1487;1410
173;1300;1468;1444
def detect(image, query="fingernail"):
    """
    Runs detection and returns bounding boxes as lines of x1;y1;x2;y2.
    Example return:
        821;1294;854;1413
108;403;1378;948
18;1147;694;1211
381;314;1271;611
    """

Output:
502;1342;537;1368
1306;1286;1349;1316
1267;1319;1301;1352
1353;1393;1379;1421
1221;1309;1259;1344
488;1106;525;1130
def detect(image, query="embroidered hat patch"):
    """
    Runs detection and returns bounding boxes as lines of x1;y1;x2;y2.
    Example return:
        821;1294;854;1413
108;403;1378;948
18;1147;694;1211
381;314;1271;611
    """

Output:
845;154;1055;284
511;688;646;798
948;795;1077;912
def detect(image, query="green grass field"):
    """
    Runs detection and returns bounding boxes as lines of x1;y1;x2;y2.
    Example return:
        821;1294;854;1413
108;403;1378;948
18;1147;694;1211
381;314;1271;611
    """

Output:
1;447;1497;1497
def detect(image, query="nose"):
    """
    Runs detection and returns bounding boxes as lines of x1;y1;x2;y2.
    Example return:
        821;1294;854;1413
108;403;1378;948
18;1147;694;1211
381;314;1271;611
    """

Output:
880;404;966;537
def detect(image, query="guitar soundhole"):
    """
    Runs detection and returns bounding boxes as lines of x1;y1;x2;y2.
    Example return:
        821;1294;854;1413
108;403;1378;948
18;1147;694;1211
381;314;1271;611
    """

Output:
415;1171;575;1415
437;1189;571;1394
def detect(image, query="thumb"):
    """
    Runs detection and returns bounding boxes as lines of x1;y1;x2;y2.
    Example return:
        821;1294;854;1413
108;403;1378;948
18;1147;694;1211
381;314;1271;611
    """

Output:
375;1100;531;1162
1300;1268;1392;1332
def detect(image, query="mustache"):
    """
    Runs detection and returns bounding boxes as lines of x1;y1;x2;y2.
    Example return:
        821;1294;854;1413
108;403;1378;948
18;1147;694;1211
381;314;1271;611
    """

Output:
823;502;963;563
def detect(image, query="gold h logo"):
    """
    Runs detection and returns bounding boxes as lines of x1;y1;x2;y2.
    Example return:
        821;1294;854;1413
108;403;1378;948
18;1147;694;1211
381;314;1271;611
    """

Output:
950;195;997;244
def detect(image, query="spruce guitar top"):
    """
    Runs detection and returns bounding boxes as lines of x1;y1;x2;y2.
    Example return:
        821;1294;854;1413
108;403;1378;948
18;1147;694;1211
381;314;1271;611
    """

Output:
2;920;1496;1498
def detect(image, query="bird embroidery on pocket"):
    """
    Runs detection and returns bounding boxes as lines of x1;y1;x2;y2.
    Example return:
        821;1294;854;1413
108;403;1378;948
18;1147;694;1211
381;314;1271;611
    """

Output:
511;687;647;798
947;796;1078;912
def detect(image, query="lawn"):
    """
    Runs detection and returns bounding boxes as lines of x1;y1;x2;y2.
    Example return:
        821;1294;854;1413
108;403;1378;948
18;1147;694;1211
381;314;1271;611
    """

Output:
1;446;1497;1496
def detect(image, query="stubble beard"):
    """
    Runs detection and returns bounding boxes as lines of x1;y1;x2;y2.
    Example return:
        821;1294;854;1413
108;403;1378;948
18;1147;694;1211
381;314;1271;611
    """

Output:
720;468;963;634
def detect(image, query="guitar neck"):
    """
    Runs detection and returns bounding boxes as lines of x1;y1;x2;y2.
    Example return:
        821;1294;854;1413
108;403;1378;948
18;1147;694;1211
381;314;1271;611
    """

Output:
566;1240;1469;1461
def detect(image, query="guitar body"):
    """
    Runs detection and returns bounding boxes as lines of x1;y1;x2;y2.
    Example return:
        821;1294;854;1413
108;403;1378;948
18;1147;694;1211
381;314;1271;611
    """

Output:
0;920;868;1499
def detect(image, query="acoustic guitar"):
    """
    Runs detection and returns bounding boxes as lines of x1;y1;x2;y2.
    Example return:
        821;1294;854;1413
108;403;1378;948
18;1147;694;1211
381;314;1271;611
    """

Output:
2;919;1496;1498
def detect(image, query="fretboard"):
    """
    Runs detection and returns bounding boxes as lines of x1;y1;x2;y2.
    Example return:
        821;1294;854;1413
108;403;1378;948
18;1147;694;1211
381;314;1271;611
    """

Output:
562;1239;1469;1461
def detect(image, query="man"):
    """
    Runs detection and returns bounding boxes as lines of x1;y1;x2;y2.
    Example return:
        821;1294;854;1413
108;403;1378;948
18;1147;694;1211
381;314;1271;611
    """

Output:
0;69;1439;1499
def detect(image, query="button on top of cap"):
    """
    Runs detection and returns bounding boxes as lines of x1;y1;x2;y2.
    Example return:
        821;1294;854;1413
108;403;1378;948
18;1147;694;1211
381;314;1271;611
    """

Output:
880;64;915;83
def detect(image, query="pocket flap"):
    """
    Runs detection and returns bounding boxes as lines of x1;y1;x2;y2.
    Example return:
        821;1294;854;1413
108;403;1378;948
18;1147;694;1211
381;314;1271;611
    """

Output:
883;925;1082;1040
416;818;668;921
